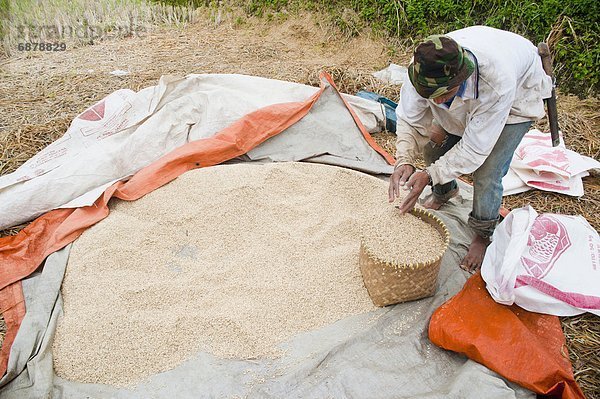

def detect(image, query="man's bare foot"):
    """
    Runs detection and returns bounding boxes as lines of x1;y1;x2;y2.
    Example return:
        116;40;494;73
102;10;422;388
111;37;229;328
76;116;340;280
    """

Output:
460;235;491;272
420;188;459;210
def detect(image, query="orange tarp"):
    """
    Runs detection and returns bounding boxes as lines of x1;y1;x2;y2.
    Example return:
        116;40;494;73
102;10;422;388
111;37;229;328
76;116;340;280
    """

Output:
0;283;25;374
429;273;585;399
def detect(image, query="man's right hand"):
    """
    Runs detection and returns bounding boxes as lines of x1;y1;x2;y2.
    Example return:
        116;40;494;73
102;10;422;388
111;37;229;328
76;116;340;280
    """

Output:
388;164;415;202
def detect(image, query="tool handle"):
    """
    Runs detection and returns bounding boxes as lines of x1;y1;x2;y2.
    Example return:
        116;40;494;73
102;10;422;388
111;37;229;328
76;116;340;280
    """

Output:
538;42;554;77
538;42;560;147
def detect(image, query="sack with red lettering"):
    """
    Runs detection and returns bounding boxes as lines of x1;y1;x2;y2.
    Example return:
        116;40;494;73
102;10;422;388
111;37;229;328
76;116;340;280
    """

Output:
481;206;600;316
502;129;600;196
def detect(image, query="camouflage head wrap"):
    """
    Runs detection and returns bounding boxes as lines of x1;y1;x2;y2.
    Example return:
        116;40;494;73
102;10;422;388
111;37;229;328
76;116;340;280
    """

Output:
408;34;475;99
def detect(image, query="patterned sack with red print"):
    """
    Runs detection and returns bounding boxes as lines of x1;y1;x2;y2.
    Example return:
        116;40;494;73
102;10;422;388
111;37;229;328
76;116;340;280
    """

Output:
502;129;600;197
481;206;600;316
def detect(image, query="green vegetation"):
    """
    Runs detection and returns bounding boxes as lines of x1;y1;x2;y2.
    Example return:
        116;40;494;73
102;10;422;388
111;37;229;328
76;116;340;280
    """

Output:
236;0;600;96
2;0;598;95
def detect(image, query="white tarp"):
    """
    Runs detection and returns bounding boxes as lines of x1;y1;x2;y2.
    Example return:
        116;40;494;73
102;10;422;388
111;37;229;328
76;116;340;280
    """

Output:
0;74;387;230
372;64;407;85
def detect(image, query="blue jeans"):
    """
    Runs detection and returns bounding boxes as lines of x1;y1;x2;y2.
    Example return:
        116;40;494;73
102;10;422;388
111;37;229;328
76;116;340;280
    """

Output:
423;121;532;238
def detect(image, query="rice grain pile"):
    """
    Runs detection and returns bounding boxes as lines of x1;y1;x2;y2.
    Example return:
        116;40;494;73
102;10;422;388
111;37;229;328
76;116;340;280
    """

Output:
53;162;446;386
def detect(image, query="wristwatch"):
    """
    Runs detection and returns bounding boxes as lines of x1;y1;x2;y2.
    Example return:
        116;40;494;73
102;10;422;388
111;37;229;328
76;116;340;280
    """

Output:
423;169;433;186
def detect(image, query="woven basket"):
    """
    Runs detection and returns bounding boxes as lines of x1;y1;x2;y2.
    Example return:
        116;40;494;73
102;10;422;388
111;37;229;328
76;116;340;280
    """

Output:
359;208;450;307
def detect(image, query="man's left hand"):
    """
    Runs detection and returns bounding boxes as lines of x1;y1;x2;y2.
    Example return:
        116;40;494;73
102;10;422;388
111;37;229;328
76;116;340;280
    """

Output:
396;171;430;214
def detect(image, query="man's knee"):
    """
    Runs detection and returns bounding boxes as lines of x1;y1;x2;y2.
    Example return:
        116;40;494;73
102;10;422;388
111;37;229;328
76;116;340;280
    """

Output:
473;151;509;185
423;122;452;165
429;121;447;146
475;121;532;181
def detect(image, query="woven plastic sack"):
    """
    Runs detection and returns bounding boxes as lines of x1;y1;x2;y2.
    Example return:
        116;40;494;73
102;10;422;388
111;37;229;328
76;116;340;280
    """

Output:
502;129;600;196
481;206;600;316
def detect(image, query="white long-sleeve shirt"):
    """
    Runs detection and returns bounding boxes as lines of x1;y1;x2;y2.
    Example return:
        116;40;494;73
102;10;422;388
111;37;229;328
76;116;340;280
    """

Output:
395;26;553;185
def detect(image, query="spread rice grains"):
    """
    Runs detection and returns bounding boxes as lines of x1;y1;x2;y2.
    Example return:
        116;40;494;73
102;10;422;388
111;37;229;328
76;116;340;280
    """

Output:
53;162;445;386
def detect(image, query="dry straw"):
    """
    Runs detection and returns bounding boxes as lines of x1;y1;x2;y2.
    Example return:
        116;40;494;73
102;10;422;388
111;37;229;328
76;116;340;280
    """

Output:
561;314;600;398
1;0;196;57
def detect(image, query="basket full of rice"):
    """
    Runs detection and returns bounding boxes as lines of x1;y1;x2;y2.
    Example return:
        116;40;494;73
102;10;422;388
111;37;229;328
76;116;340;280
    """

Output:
359;207;450;307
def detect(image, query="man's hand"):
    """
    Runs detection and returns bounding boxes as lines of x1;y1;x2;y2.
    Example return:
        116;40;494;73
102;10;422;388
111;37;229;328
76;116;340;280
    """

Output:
388;164;415;202
396;171;431;214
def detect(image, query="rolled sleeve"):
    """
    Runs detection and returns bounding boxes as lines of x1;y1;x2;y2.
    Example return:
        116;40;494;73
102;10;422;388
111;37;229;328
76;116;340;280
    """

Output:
394;82;432;167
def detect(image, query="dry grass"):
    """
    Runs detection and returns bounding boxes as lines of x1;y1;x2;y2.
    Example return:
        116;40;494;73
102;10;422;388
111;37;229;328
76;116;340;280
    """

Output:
0;316;5;349
0;9;598;397
562;314;600;398
502;177;600;231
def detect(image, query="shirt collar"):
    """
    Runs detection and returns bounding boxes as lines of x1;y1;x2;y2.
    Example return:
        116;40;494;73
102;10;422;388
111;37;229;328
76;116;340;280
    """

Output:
461;49;479;100
442;80;467;108
440;52;478;109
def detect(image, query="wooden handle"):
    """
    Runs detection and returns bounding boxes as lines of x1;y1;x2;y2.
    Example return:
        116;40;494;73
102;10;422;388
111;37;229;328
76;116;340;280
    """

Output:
538;42;554;78
538;42;560;147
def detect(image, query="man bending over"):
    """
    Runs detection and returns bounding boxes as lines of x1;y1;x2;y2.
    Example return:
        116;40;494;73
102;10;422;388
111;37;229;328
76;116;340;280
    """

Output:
389;26;552;271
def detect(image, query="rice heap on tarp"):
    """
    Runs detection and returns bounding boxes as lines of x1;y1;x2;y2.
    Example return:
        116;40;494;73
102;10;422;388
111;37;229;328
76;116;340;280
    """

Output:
53;162;446;386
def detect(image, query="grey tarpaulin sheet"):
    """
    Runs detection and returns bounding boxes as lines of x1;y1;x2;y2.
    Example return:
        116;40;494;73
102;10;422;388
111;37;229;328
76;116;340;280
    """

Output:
0;180;534;399
245;84;392;175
